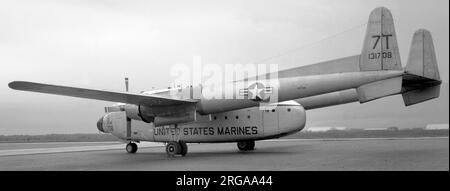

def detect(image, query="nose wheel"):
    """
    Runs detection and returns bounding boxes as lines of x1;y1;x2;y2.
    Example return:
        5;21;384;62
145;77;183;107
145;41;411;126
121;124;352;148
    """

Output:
237;140;255;151
166;141;188;157
126;142;138;153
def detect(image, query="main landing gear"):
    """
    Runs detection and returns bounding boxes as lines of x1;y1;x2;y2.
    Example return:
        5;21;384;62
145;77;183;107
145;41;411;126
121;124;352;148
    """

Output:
126;142;138;153
165;141;188;157
237;140;255;151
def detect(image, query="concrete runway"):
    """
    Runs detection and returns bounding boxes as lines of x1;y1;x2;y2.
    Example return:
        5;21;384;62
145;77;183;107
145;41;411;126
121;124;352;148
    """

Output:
0;137;448;171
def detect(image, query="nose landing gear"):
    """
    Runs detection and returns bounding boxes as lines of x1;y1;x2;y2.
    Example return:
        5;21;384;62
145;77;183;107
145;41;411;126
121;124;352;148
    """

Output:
126;142;138;153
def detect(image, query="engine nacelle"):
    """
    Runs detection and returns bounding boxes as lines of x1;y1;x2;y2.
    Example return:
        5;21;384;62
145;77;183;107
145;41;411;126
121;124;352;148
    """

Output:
124;104;155;123
105;104;156;123
106;104;197;125
125;104;197;125
97;111;195;141
97;111;155;140
97;112;128;139
97;108;197;139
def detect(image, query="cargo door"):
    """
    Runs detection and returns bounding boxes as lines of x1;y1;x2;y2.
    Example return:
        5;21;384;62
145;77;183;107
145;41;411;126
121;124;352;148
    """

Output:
263;108;279;136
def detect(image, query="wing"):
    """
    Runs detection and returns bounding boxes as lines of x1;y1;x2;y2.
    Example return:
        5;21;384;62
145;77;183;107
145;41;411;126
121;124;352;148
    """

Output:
8;81;198;106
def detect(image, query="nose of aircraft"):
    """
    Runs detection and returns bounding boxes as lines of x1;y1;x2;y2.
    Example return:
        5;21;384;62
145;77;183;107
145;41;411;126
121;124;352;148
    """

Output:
96;117;104;132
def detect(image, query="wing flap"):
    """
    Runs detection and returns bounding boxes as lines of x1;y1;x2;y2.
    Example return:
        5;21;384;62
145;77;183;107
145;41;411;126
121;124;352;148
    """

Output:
8;81;197;106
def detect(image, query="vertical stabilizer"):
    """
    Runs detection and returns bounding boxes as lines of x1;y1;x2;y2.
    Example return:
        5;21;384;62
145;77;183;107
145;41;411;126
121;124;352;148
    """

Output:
402;29;441;106
360;7;402;71
405;29;440;81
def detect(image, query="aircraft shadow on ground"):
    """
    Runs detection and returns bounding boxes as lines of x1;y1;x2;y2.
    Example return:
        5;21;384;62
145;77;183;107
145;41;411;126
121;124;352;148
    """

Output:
99;144;309;162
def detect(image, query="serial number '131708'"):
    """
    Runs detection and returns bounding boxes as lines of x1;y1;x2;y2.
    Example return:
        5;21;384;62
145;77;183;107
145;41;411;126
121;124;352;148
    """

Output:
368;52;392;59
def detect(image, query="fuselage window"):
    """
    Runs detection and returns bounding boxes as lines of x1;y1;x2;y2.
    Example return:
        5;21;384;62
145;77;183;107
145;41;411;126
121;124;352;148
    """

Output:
247;115;251;119
214;116;217;120
236;116;239;119
272;109;275;112
287;108;291;112
225;116;228;120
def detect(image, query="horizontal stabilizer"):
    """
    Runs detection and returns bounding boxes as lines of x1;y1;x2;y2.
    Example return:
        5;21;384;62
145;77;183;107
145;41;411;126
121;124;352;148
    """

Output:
357;76;402;103
402;84;440;106
8;81;197;106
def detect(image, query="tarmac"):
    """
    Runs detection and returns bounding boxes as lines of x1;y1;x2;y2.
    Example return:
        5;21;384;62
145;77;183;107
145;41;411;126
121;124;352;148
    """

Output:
0;137;448;171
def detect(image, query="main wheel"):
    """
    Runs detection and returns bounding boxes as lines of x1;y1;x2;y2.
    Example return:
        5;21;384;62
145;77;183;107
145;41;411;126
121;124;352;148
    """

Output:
166;141;181;156
237;141;248;151
126;142;138;153
237;140;255;151
247;140;255;150
179;141;188;156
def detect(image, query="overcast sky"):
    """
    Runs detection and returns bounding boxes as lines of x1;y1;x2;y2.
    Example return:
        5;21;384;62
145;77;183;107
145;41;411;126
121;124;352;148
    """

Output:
0;0;448;135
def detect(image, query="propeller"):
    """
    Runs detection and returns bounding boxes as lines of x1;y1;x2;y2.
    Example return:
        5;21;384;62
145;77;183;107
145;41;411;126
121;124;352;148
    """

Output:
125;77;132;140
125;77;129;92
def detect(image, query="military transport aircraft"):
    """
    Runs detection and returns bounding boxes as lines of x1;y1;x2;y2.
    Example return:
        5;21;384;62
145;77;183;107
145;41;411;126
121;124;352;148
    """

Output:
9;7;441;156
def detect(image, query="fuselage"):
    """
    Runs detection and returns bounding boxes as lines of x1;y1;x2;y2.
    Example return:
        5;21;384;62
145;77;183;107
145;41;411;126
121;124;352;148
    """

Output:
99;102;305;143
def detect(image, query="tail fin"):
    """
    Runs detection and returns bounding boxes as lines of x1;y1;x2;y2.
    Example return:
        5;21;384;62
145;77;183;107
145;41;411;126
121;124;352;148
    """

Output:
405;29;440;81
401;29;441;106
355;7;403;103
360;7;402;71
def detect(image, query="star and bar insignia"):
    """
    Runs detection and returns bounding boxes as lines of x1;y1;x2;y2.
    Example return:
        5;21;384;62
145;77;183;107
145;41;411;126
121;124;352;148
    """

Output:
239;82;273;101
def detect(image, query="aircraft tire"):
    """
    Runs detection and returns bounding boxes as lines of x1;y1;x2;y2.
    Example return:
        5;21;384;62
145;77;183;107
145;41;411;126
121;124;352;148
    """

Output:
247;140;255;150
179;141;188;156
237;141;248;151
237;141;254;151
126;142;138;153
166;141;180;156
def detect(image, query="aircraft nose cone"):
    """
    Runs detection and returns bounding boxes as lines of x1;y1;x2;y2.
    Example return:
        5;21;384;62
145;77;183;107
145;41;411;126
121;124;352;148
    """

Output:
97;117;104;132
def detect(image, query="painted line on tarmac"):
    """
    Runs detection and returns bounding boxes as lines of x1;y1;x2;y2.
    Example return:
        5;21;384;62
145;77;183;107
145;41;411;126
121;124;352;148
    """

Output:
268;136;449;142
0;142;165;157
0;141;120;145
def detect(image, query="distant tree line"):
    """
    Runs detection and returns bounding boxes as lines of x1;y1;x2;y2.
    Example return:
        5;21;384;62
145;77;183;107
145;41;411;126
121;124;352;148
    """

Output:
287;128;449;139
0;133;119;143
